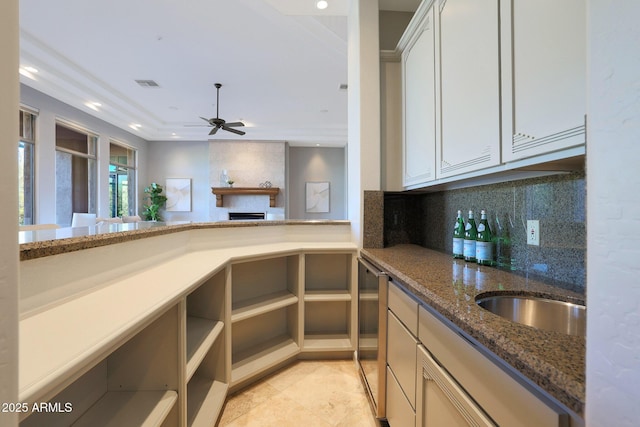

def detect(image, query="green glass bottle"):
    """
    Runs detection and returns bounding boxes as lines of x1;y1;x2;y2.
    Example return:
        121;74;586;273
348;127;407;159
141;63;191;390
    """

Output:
463;210;477;262
452;210;465;259
476;209;494;266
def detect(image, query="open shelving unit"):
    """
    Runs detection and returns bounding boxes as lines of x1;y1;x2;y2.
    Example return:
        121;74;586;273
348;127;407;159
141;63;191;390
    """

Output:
21;306;181;427
230;255;301;387
19;239;357;427
302;253;357;352
185;269;228;427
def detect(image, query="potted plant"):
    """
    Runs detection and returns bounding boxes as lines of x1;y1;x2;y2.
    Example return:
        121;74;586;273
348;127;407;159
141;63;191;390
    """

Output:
142;182;168;221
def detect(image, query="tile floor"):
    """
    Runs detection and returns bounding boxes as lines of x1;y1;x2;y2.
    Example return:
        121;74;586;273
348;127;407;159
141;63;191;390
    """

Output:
217;359;380;427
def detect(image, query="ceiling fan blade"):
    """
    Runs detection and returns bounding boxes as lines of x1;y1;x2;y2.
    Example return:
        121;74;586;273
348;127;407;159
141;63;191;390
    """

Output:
209;126;220;135
222;125;246;135
224;122;245;128
200;117;211;123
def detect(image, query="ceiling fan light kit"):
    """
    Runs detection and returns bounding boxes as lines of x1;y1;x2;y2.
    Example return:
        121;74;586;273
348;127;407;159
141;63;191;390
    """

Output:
200;83;246;136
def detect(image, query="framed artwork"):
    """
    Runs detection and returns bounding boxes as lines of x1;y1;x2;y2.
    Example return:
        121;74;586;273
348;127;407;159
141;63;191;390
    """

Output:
305;181;330;213
166;178;192;212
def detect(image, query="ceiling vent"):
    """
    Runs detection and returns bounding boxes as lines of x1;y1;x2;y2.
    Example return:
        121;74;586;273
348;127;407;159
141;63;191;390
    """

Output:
135;79;160;88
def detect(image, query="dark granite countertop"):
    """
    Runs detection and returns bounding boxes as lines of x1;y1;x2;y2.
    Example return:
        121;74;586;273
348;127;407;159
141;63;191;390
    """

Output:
19;220;351;261
361;244;585;417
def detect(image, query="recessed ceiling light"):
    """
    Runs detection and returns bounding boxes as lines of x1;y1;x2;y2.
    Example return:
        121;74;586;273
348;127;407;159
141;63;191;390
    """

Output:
129;123;142;130
316;0;328;10
24;66;38;73
19;67;37;80
84;102;102;112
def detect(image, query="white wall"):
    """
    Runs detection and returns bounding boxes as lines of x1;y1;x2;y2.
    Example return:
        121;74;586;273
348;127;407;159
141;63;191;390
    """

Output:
348;0;382;245
20;85;149;223
0;0;19;425
586;1;640;425
146;140;210;222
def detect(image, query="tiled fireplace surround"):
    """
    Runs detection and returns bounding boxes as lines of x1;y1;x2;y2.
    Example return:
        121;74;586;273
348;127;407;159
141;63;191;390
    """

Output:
209;141;286;221
364;171;586;293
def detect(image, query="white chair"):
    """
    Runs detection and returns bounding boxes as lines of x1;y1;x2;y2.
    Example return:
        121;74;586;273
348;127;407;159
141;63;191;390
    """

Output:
71;213;97;227
121;215;142;223
19;223;60;231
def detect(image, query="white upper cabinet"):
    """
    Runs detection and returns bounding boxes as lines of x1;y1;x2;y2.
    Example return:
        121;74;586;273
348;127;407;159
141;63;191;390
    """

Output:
437;0;501;178
500;0;586;162
402;2;437;187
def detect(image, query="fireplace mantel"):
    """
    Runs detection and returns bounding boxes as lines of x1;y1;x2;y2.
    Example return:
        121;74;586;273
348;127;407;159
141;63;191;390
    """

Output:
211;187;280;208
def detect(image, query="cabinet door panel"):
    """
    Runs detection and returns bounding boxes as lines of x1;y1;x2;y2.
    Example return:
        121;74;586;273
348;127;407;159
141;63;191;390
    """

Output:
387;310;418;408
438;0;501;178
502;0;586;161
403;5;437;187
387;366;416;427
417;345;495;426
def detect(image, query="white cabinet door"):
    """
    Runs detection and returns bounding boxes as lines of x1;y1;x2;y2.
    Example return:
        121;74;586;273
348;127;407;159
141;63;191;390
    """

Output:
387;366;416;427
403;4;437;187
387;310;418;408
501;0;586;162
416;345;495;426
437;0;501;178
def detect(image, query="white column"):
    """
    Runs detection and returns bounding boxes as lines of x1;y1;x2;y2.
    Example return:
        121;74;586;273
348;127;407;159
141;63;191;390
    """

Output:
586;1;640;425
347;0;381;245
0;0;20;425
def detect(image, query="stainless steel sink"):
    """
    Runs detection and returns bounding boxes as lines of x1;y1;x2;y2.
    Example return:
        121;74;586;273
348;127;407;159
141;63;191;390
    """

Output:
476;293;586;337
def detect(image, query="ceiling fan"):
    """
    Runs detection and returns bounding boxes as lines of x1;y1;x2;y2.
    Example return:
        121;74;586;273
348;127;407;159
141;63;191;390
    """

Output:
199;83;245;136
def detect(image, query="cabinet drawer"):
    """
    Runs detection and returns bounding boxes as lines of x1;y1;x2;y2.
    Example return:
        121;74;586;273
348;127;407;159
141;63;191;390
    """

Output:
388;310;418;408
417;344;494;426
387;366;416;427
389;280;418;336
418;306;568;427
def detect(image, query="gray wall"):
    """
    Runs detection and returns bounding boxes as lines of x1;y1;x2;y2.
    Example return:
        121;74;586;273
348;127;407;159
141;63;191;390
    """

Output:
20;85;149;223
288;146;346;220
146;140;210;222
385;171;586;291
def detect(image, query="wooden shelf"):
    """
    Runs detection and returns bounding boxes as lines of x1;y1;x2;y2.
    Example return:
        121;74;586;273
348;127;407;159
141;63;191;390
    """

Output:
231;290;298;323
304;290;351;302
72;390;177;427
186;317;224;382
211;187;280;208
231;336;299;385
303;334;353;352
187;377;228;427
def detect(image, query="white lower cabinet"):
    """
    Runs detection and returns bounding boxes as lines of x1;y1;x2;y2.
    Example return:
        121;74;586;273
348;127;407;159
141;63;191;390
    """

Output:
387;311;418;408
416;345;494;426
418;306;570;427
386;281;419;427
385;280;571;427
387;366;416;427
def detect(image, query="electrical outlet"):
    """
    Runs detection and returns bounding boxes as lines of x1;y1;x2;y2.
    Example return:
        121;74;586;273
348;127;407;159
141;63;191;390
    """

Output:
527;220;540;246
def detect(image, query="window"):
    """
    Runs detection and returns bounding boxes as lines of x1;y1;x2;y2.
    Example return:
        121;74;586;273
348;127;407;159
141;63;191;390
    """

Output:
19;109;36;225
109;142;136;217
55;122;98;226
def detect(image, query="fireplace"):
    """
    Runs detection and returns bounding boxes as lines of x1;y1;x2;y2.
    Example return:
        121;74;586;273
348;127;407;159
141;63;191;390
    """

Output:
228;212;266;221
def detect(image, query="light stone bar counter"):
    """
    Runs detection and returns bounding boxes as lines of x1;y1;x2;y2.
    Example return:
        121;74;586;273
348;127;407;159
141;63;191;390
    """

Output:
19;220;351;260
361;245;585;418
18;221;356;423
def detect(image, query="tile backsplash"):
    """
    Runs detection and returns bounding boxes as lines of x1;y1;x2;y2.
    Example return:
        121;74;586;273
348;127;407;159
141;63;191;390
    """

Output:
382;171;586;292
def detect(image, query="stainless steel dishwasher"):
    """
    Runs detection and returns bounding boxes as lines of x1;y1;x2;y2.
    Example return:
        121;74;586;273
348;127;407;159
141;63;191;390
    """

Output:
357;257;389;420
